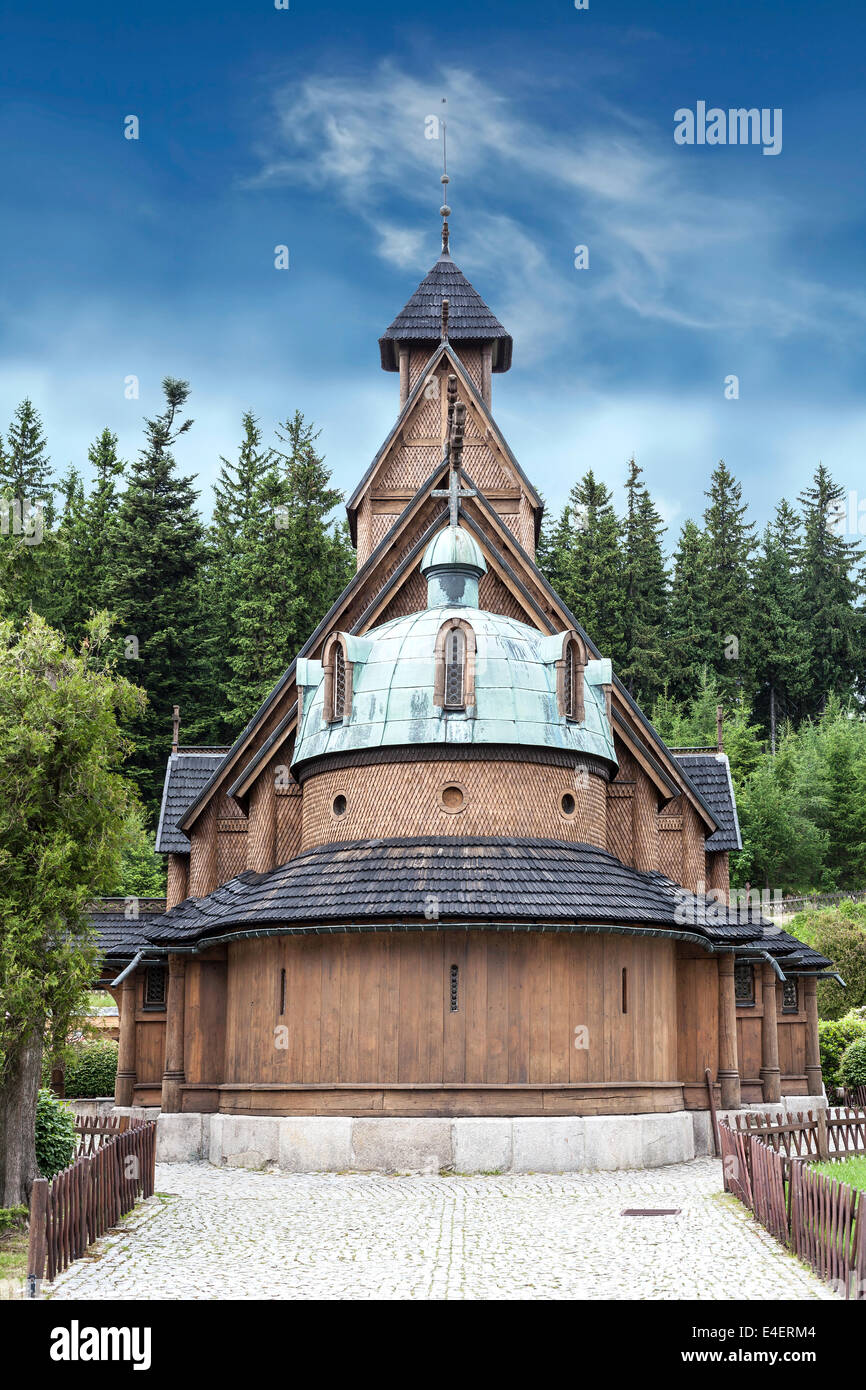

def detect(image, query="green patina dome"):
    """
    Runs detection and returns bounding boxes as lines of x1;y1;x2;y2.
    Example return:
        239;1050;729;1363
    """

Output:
293;525;616;771
420;525;487;577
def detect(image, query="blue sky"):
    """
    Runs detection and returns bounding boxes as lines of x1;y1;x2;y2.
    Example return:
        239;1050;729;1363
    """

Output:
1;0;864;545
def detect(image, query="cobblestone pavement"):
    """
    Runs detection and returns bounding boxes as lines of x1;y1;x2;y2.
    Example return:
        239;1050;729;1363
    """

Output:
46;1158;838;1301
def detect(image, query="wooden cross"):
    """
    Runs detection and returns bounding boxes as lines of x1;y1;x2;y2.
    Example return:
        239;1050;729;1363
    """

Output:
432;375;476;526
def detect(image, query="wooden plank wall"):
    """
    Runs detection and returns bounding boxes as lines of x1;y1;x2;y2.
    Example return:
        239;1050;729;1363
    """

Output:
675;944;719;1091
223;930;677;1089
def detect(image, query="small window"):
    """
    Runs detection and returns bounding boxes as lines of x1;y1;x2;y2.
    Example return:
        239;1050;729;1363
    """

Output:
143;964;166;1010
782;977;799;1013
734;961;755;1006
557;634;585;723
444;627;466;709
564;641;577;719
332;643;346;722
561;792;576;816
332;793;347;817
440;784;465;812
450;964;459;1012
622;967;628;1015
279;968;287;1016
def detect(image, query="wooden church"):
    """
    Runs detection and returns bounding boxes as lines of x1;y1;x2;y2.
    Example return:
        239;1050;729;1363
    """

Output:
95;205;834;1153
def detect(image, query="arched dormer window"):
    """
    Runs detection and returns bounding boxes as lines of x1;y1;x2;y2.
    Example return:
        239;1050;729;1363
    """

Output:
444;627;466;708
557;632;586;723
323;634;352;724
333;644;346;721
434;618;477;712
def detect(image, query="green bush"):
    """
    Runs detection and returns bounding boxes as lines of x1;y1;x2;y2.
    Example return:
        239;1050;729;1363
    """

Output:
0;1206;28;1234
788;903;866;1021
840;1036;866;1087
34;1089;76;1178
819;1012;866;1093
63;1039;118;1098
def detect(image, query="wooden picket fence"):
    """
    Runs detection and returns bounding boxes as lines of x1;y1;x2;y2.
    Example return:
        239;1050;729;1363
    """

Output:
719;1107;866;1299
724;1105;866;1166
27;1117;156;1288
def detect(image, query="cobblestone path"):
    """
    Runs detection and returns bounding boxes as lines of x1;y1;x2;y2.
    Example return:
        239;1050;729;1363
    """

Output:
46;1158;837;1301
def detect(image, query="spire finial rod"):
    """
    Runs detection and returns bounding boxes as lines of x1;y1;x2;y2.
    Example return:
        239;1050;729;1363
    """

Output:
439;97;451;253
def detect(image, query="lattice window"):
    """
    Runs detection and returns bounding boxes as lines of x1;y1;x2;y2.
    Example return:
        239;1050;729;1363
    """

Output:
333;643;346;722
782;977;799;1013
444;627;466;709
559;635;585;723
143;964;167;1010
564;640;578;719
734;960;755;1006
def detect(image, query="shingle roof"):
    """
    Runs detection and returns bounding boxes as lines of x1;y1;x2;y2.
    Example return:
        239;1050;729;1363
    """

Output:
88;898;167;964
109;837;770;949
379;253;513;371
672;752;742;851
758;926;834;972
155;749;229;853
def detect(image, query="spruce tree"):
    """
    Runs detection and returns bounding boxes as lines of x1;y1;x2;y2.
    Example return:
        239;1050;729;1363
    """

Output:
535;498;574;599
620;458;668;702
666;520;714;703
557;471;626;665
108;378;209;815
748;516;810;748
0;399;56;620
222;411;353;729
51;429;125;642
703;460;755;697
797;464;863;715
206;412;270;737
0;399;54;520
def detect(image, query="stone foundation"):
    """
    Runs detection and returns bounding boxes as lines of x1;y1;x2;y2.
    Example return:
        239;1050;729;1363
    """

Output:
147;1110;699;1173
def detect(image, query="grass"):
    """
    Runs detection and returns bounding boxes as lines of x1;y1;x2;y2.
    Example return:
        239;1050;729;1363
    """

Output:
0;1211;30;1293
810;1154;866;1192
84;989;115;1011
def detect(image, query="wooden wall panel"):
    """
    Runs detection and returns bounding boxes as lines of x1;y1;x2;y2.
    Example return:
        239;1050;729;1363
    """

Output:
675;947;718;1085
224;930;678;1091
184;957;227;1086
134;1021;165;1087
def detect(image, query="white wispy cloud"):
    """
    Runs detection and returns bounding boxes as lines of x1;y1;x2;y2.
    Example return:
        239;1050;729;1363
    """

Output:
245;59;866;358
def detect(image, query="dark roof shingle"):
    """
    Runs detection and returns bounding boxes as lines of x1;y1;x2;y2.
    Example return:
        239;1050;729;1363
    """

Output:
119;837;770;948
155;749;228;853
379;253;512;371
88;898;167;964
672;752;742;851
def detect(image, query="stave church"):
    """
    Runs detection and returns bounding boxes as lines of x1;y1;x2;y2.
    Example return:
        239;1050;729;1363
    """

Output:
92;199;834;1170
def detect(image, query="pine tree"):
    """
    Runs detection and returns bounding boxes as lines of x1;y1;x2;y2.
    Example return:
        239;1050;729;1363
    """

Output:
556;471;626;665
205;412;270;736
535;498;574;598
85;427;126;610
797;464;863;715
50;465;87;634
666;520;714;703
0;399;54;520
748;514;810;749
619;458;668;702
703;460;755;696
51;429;125;643
0;399;56;620
222;412;353;729
108;378;209;815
